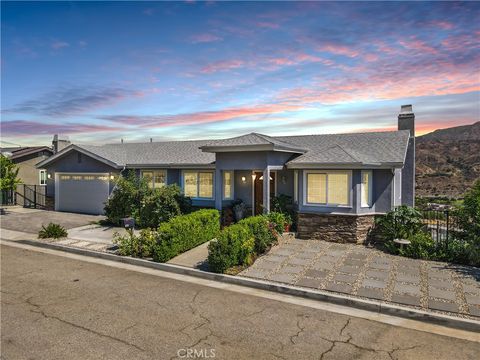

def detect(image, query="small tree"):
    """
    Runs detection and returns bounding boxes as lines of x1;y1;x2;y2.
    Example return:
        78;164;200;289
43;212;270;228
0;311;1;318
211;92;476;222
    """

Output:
0;155;21;190
455;180;480;266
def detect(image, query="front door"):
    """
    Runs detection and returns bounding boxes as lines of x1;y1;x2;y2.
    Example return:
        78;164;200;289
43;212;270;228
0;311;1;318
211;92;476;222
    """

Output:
253;171;275;215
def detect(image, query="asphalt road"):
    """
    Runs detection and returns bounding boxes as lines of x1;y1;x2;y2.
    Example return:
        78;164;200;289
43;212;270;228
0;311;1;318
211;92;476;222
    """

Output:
1;244;479;360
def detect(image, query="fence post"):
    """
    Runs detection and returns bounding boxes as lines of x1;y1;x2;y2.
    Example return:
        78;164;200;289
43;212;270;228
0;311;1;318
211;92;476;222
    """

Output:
445;209;449;252
34;185;37;209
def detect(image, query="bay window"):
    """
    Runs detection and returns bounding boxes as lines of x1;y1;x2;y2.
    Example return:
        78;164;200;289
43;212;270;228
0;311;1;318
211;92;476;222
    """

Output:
304;170;351;206
141;170;166;189
223;171;233;200
183;171;214;199
361;170;373;208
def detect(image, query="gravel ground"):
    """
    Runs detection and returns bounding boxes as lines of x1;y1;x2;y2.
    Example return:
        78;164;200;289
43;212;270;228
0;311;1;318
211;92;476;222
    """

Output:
240;237;480;319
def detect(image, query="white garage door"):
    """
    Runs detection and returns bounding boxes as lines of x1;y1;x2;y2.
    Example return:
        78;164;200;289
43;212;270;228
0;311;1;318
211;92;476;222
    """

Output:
56;173;110;215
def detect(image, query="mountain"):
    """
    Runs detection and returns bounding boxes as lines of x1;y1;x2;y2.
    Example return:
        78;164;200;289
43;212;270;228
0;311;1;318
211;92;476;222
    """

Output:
415;122;480;198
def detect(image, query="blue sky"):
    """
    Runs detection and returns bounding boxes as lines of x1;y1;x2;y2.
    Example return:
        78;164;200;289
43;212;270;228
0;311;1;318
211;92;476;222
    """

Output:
1;1;479;146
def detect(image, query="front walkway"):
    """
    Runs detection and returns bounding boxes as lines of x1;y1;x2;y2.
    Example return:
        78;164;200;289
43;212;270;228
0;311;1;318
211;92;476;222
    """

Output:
240;238;480;318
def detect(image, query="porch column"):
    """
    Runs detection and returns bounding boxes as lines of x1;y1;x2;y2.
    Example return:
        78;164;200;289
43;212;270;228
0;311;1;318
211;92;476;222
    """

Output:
262;167;270;213
214;169;222;211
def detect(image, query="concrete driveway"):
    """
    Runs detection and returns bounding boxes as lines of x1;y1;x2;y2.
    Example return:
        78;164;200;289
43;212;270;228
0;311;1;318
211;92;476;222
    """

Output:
0;207;104;234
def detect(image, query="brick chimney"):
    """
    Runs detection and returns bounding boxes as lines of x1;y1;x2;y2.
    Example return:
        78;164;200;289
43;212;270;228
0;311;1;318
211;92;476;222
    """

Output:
52;134;71;153
398;105;415;207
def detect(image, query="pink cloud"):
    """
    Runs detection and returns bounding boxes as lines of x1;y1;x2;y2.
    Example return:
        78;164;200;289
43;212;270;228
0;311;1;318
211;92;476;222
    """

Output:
398;37;437;55
101;103;304;128
190;33;223;44
318;43;359;58
201;59;244;73
429;20;454;30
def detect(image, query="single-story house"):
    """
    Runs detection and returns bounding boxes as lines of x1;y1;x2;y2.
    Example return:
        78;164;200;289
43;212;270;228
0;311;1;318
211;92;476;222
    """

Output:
37;105;415;243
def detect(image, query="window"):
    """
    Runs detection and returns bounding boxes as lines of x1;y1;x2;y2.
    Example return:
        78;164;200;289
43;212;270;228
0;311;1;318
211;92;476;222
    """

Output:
183;171;214;199
141;170;166;189
39;170;47;186
361;171;372;208
223;171;233;200
305;171;351;206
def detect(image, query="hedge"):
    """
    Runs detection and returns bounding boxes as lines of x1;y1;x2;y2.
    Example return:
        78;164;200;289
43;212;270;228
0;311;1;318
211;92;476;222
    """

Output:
207;223;255;273
152;209;220;262
238;215;277;254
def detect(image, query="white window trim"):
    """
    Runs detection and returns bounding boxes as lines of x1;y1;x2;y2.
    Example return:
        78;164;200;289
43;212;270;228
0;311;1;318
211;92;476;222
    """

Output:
294;170;298;204
141;169;167;188
302;170;352;208
222;170;234;200
181;170;215;200
360;170;373;208
39;169;47;186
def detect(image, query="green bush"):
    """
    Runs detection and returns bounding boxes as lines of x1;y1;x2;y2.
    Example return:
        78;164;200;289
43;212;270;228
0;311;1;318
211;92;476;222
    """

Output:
136;185;191;228
375;205;423;241
263;212;287;234
238;215;277;253
208;223;254;273
398;232;435;260
455;180;480;266
113;228;156;258
152;209;220;262
104;172;192;229
38;223;68;239
104;170;149;225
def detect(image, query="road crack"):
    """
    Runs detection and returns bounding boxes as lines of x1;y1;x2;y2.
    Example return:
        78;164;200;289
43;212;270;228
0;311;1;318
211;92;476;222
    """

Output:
25;296;146;353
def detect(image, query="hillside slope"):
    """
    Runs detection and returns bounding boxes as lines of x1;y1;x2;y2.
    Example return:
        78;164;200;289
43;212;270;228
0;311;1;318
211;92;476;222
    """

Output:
416;122;480;198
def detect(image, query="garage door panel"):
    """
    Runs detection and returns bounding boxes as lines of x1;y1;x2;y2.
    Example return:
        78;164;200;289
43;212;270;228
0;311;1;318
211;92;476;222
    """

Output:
56;173;109;215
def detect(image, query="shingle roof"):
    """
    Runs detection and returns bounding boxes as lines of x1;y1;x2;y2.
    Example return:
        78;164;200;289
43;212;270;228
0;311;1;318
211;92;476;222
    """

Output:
81;140;216;167
7;146;53;160
38;130;410;169
200;133;307;153
279;131;410;167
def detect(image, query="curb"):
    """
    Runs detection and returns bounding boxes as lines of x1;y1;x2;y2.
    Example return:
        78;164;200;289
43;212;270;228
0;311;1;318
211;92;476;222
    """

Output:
14;239;480;333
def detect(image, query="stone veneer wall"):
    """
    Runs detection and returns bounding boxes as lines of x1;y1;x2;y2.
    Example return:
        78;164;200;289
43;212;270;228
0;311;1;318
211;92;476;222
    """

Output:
297;213;376;244
44;196;55;211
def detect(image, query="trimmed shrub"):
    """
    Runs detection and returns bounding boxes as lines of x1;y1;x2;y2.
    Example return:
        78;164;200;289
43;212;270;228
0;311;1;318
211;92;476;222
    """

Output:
238;215;277;254
263;212;286;234
208;223;254;273
152;209;220;262
113;228;156;258
136;185;189;228
104;170;149;225
38;223;68;239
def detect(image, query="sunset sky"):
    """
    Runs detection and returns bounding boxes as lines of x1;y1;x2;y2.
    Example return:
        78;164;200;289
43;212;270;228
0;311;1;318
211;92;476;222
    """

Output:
1;1;479;146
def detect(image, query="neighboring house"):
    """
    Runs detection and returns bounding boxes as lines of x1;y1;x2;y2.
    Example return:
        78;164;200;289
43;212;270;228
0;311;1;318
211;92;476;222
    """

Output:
2;146;53;186
37;105;415;243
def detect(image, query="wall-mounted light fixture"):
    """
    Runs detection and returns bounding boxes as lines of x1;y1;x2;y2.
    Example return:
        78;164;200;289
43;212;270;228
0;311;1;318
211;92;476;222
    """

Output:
110;175;115;180
241;176;246;183
281;175;287;184
47;173;52;179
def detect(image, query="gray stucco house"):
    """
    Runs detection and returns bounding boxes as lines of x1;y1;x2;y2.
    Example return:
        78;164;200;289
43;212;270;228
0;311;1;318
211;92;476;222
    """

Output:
37;105;415;243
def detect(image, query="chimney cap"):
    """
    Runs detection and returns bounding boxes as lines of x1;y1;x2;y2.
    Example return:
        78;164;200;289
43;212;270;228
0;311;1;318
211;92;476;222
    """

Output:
400;104;413;114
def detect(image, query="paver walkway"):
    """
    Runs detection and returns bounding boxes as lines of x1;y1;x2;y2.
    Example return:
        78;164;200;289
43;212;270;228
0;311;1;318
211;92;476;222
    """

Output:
240;238;480;318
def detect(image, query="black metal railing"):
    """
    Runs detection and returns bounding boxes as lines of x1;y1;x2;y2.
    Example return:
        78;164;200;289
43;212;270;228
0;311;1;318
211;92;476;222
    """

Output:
0;189;16;205
15;184;47;209
420;206;460;250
